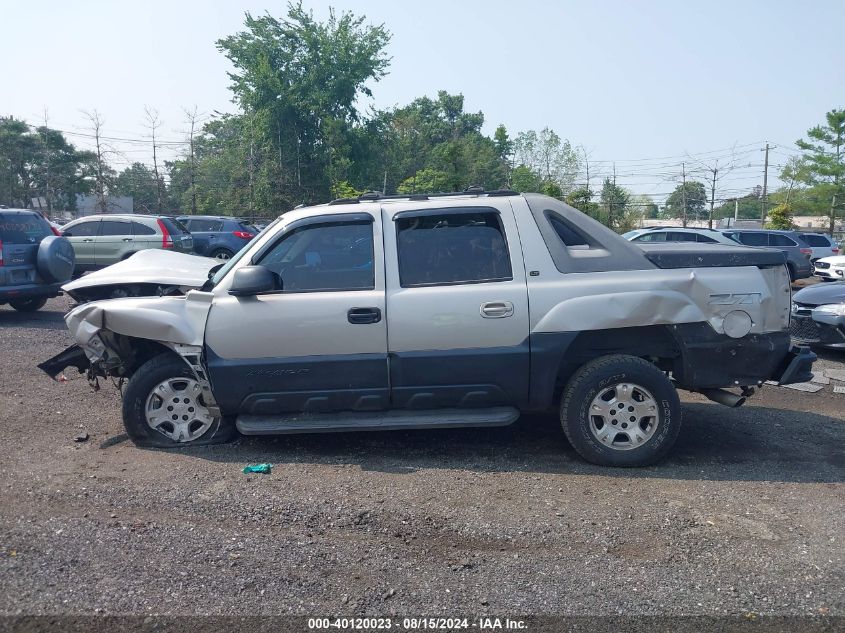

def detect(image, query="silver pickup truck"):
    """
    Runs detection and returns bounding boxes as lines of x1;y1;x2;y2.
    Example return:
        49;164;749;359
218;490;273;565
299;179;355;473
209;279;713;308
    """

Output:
40;190;814;467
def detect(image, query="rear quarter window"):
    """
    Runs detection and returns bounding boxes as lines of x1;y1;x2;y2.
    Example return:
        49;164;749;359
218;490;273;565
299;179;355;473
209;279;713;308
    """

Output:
769;234;797;247
802;234;829;247
0;213;51;244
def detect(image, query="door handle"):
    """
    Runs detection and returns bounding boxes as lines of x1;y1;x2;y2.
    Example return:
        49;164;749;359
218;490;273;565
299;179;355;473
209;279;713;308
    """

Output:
82;238;94;242
348;307;381;324
480;301;514;318
122;238;133;242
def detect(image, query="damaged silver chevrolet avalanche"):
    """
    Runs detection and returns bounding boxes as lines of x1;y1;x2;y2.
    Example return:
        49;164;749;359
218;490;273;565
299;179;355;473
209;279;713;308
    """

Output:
40;191;815;467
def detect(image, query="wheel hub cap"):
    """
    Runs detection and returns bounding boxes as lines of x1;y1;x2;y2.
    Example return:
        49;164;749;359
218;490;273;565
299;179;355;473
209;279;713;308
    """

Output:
145;377;215;442
588;382;659;451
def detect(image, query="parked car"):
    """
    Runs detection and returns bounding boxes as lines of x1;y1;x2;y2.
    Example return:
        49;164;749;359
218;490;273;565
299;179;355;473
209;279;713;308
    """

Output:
798;232;840;273
720;230;813;281
790;282;845;348
0;209;75;312
626;227;740;245
176;216;257;261
40;190;813;467
809;255;845;282
61;214;193;273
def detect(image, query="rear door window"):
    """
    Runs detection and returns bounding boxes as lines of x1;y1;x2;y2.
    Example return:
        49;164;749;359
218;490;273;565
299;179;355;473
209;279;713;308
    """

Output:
802;234;830;247
189;219;222;232
633;232;667;242
396;210;512;287
666;232;698;242
98;220;132;236
769;234;797;247
0;213;51;244
735;232;769;247
697;234;718;243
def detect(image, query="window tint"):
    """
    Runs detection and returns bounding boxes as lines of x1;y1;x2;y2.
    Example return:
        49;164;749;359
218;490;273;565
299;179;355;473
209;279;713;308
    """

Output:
189;219;223;232
769;234;797;247
64;220;99;237
666;232;698;242
736;232;768;247
131;221;156;235
0;213;51;244
549;215;589;247
396;211;512;287
634;232;667;242
696;234;718;243
161;217;188;235
802;234;830;247
257;221;374;292
99;220;131;236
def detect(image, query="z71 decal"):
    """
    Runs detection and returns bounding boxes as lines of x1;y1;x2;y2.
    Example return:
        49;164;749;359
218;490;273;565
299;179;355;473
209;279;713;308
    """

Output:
708;292;762;305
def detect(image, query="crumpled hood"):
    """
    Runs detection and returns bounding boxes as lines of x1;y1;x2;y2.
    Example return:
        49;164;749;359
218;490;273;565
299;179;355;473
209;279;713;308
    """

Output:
66;291;214;350
63;250;218;295
793;281;845;307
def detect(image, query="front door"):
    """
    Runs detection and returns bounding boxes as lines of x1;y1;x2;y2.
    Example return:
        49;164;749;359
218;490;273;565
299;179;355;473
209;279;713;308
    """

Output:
63;218;100;269
383;203;530;409
204;213;388;415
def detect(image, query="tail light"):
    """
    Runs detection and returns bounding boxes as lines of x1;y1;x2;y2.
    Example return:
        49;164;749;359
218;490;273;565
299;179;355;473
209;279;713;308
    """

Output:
833;247;840;254
232;230;255;240
0;239;4;267
50;225;61;236
156;219;174;248
800;248;812;257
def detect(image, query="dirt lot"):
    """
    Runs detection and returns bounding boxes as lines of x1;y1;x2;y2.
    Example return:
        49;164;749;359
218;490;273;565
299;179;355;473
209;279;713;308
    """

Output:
0;296;843;618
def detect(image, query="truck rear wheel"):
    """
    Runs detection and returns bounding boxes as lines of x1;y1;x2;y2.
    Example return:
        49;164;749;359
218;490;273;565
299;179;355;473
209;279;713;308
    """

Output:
122;354;236;448
560;355;681;467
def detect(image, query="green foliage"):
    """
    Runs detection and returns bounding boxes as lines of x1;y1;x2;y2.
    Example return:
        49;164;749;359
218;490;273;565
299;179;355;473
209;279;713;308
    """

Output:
600;178;629;228
765;203;795;230
712;192;762;220
113;163;167;213
513;128;580;195
795;108;845;233
397;168;451;194
0;116;95;211
665;181;708;221
510;165;541;193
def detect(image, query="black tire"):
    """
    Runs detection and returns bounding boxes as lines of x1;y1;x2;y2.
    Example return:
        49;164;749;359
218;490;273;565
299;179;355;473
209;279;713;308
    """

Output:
122;354;236;448
210;248;235;261
560;354;682;467
9;297;48;312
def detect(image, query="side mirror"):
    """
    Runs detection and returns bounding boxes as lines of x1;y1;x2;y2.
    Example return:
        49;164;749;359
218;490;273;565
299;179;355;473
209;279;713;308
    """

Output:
228;266;278;297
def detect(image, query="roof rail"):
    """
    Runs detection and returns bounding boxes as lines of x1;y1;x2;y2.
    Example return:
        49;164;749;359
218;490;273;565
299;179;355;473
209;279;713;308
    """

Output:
328;197;360;206
325;187;522;206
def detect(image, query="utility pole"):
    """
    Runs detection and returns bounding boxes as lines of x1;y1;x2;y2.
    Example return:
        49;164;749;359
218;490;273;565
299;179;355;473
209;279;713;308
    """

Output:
761;142;770;224
681;162;687;228
708;160;718;229
184;107;199;215
144;106;164;214
42;108;52;214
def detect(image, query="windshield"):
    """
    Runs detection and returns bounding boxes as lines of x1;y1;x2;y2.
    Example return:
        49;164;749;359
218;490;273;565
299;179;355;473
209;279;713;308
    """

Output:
206;216;283;287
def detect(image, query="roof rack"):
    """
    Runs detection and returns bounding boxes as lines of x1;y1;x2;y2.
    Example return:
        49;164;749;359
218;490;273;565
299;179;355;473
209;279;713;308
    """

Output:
327;187;520;206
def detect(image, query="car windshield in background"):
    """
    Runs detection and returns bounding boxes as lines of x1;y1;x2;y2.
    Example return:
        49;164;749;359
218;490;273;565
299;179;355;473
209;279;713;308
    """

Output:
0;213;51;244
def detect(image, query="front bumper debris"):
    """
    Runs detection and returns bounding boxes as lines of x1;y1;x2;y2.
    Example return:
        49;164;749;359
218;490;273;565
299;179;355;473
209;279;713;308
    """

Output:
771;345;816;386
38;344;91;380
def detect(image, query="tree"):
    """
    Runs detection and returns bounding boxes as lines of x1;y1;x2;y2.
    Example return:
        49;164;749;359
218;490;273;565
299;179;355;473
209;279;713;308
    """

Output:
510;165;541;193
397;168;450;194
766;203;795;230
216;2;391;205
566;186;599;218
665;181;707;221
600;178;628;228
513;127;580;195
81;110;116;213
796;108;845;234
113;163;166;213
143;106;166;213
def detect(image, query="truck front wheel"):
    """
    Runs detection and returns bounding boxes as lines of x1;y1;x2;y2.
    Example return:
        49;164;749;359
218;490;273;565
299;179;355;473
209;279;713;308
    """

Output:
122;354;236;448
560;355;681;467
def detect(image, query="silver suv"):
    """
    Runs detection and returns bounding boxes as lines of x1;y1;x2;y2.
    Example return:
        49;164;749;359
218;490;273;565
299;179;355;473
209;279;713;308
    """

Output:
61;215;193;273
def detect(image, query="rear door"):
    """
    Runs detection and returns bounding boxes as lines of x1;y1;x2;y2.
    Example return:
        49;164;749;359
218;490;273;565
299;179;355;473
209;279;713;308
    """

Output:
383;202;530;408
130;219;158;250
184;218;220;255
62;218;100;268
94;218;133;266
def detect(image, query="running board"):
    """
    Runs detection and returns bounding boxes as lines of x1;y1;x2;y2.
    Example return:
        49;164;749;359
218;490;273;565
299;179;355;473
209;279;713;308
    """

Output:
236;406;520;435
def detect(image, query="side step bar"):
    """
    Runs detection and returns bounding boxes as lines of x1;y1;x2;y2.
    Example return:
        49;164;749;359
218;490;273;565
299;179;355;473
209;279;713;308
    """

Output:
236;406;520;435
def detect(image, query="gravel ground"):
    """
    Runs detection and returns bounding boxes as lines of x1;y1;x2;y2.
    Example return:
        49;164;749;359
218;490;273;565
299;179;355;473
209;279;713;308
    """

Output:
0;296;843;618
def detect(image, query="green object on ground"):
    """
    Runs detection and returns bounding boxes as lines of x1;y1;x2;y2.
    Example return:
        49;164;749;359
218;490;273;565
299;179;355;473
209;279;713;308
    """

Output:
242;463;272;474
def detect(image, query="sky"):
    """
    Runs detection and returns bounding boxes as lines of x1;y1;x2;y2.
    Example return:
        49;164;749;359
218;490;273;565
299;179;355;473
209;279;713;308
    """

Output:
2;0;843;203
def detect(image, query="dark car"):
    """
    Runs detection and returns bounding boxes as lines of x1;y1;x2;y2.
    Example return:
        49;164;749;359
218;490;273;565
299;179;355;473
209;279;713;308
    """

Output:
177;216;257;261
721;229;813;281
0;209;75;312
790;282;845;348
